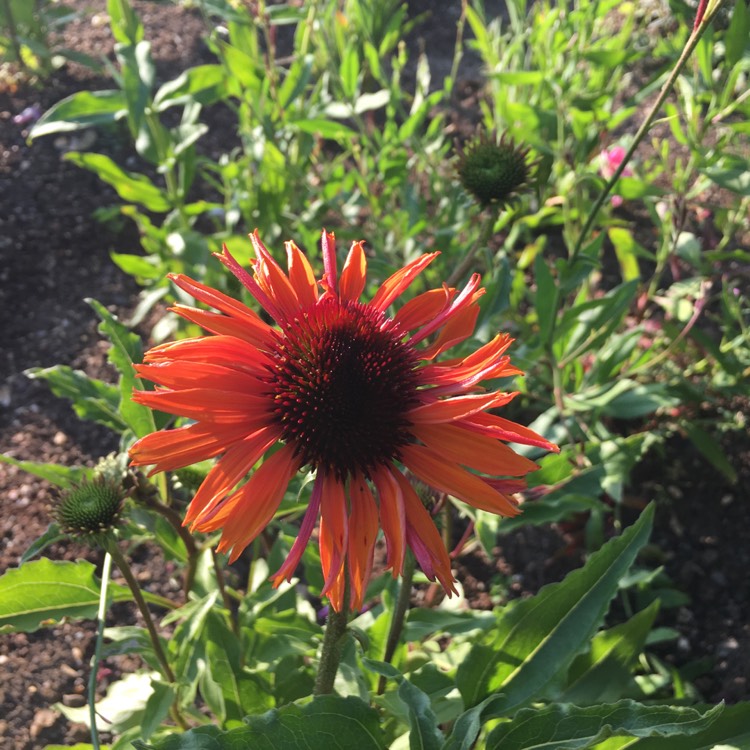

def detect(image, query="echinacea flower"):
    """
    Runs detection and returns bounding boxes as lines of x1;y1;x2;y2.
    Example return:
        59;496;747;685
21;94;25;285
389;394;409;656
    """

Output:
129;231;558;611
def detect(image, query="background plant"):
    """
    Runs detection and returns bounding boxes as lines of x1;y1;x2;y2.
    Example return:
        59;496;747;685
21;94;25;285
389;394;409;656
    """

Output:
2;0;749;747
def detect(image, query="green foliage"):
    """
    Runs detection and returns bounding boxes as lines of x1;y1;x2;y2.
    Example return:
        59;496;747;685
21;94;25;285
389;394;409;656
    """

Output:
9;0;750;747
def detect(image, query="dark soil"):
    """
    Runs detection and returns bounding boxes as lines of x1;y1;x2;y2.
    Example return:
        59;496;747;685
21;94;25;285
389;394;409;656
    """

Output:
1;2;748;748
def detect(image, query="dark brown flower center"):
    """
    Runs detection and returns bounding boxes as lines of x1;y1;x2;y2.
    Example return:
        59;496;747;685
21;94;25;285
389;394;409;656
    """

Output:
266;297;421;479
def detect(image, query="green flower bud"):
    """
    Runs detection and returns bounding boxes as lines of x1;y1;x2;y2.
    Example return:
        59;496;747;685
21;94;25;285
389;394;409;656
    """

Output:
53;477;125;541
457;132;532;208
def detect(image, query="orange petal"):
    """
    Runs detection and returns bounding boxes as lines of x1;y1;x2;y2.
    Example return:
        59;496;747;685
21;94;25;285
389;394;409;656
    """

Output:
319;474;348;595
401;444;521;516
407;392;515;424
393;470;456;594
132;388;273;424
168;273;270;344
185;425;279;526
198;445;299;559
339;241;367;302
321;230;338;295
144;335;270;372
347;472;379;610
393;287;453;332
286;240;318;307
372;466;406;575
370;252;439;312
412;422;540;476
128;421;250;474
169;306;273;348
460;412;560;453
135;361;260;393
252;239;302;320
418;303;480;360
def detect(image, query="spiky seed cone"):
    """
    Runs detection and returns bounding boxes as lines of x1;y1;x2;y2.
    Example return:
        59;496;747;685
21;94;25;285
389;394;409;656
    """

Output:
457;133;532;208
53;477;124;541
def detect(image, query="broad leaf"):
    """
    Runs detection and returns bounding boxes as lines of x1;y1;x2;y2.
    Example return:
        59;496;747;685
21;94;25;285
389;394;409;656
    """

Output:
485;700;724;749
29;89;127;138
456;505;654;712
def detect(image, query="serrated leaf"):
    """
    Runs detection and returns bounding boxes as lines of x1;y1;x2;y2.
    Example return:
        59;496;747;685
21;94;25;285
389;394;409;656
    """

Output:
0;559;114;633
485;700;724;749
456;505;654;712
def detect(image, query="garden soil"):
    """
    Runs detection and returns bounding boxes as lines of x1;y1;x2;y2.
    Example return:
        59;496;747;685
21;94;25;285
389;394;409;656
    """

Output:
1;2;748;748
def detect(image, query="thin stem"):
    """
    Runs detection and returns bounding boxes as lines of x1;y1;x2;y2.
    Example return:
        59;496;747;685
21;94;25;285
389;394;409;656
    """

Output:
377;552;416;695
313;583;350;696
446;209;499;287
105;541;175;684
88;551;112;750
570;1;727;263
212;550;239;638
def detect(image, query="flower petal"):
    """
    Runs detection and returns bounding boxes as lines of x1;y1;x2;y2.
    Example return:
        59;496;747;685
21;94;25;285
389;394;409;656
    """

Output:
460;412;560;452
370;252;439;312
372;466;406;575
347;472;379;610
401;444;521;516
286;240;318;307
185;425;280;527
412;422;540;476
407;392;516;424
319;473;348;595
339;241;367;302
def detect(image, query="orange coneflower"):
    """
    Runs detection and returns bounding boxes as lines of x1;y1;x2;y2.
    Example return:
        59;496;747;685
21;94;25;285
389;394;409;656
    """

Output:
129;231;558;611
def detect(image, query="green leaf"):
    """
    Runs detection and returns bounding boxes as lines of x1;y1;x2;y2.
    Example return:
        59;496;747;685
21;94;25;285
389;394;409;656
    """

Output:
143;696;387;749
88;298;156;439
0;453;88;488
702;156;750;196
26;365;126;433
140;681;175;741
455;505;654;712
608;228;641;283
295;118;356;141
561;601;660;703
153;64;227;110
683;424;738;484
65;152;170;212
534;254;557;345
485;701;724;749
0;559;111;633
397;679;444;750
21;523;67;563
725;0;749;68
29;90;127;139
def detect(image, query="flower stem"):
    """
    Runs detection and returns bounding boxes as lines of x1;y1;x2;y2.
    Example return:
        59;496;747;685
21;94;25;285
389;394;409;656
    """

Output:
313;583;350;696
377;551;416;695
105;541;175;684
88;551;112;750
446;209;498;287
570;0;728;263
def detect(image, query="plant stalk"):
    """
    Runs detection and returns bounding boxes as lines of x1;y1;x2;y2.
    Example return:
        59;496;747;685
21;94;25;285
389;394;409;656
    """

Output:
313;582;350;696
377;551;416;695
88;551;113;750
105;541;175;684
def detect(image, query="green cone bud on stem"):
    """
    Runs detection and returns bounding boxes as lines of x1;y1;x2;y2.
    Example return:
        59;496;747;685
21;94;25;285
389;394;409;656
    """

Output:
53;477;125;541
457;132;532;208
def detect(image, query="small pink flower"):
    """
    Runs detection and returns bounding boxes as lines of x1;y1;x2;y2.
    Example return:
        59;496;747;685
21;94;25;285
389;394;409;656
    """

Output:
599;146;633;207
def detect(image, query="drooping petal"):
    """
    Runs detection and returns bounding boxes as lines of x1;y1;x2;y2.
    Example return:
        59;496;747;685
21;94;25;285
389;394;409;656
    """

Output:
372;465;406;575
412;422;540;476
185;425;280;526
271;472;323;587
339;241;367;302
319;473;348;595
417;303;481;361
393;470;456;594
401;444;521;516
370;252;439;312
347;472;379;610
200;445;300;562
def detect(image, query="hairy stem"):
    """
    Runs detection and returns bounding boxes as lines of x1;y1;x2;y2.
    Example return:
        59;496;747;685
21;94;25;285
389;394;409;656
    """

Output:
313;583;350;696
